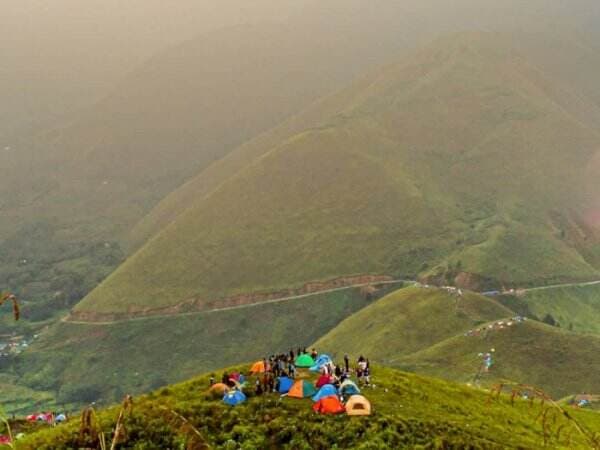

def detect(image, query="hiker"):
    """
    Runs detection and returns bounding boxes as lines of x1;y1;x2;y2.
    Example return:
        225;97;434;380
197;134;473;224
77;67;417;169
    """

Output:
288;361;296;378
209;374;215;386
334;364;342;378
255;379;263;396
344;354;350;372
311;348;318;360
221;372;230;385
357;356;367;383
289;349;295;361
364;360;371;386
262;373;271;393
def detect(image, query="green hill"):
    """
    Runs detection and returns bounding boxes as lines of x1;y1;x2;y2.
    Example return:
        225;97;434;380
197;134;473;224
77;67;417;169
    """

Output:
9;284;401;410
397;319;600;398
499;283;600;335
15;365;600;449
316;287;513;360
0;18;410;329
73;32;600;317
316;287;600;398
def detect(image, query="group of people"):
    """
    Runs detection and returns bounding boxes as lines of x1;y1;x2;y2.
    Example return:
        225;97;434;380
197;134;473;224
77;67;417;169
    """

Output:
209;348;372;396
465;316;527;338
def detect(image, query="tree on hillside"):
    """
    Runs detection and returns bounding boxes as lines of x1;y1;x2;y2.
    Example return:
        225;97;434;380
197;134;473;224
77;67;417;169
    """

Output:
542;313;560;328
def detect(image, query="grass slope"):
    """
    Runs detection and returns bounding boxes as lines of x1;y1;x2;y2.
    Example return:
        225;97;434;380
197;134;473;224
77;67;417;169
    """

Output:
397;320;600;398
76;32;600;316
315;287;513;360
11;285;401;411
504;284;600;335
17;365;600;449
316;287;600;398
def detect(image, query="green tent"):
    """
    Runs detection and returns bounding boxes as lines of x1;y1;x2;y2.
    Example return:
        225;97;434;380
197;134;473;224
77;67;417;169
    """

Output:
288;380;318;398
295;354;315;368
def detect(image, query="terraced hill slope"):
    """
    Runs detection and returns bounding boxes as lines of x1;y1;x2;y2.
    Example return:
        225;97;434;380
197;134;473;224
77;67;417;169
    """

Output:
75;33;600;317
17;365;600;449
316;287;600;397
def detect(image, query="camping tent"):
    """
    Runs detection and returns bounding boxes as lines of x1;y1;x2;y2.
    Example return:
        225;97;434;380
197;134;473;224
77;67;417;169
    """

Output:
295;354;315;368
316;374;331;388
345;395;372;416
223;390;246;406
209;383;230;394
310;354;333;372
312;384;338;402
250;361;266;374
339;380;360;397
288;380;318;399
277;376;294;394
313;396;345;415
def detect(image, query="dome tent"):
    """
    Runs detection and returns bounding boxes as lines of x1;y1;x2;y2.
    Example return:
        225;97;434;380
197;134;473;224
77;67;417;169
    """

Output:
250;361;266;374
223;390;246;406
345;395;372;416
288;380;318;399
313;396;345;415
339;380;361;397
312;384;338;402
309;354;332;372
295;354;315;368
277;376;294;394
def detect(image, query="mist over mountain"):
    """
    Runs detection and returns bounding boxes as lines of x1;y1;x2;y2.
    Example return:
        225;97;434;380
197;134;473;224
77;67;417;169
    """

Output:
4;1;600;427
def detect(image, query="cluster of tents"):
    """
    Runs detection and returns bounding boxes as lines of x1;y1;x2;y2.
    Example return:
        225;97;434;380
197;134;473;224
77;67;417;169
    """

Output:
212;352;372;416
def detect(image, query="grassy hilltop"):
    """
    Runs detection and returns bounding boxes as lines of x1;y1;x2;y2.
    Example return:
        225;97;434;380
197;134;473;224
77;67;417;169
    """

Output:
74;32;600;317
16;365;600;449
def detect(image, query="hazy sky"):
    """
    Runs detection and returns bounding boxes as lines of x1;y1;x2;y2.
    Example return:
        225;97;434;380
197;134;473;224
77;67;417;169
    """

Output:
0;0;307;137
2;0;600;140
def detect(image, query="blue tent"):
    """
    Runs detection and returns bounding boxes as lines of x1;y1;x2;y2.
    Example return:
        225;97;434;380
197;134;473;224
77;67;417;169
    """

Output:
277;376;294;394
309;354;333;372
223;390;247;406
312;384;338;402
339;380;361;397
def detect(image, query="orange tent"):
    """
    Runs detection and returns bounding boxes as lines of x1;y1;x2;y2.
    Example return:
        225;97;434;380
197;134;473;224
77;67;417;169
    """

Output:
345;395;372;416
250;361;266;374
313;396;345;415
209;383;230;394
288;380;317;399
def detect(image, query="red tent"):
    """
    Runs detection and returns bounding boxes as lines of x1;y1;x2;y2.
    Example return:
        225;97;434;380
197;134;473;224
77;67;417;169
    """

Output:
316;374;331;388
313;396;345;415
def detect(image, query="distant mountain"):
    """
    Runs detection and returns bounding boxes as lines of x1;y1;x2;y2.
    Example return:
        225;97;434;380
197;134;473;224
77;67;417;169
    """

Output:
73;33;600;318
316;286;600;398
0;19;410;323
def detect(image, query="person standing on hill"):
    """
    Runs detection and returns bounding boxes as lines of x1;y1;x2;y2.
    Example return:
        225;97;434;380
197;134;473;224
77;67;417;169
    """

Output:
311;348;318;360
344;354;350;372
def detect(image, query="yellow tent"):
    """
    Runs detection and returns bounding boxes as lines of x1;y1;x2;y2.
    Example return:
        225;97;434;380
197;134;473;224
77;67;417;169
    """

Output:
345;395;372;416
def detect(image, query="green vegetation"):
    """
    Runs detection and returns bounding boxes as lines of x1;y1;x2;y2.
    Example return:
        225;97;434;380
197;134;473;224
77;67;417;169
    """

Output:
316;287;600;398
76;33;600;316
16;365;600;449
316;287;513;360
8;285;400;412
501;284;600;335
0;221;124;333
0;376;59;417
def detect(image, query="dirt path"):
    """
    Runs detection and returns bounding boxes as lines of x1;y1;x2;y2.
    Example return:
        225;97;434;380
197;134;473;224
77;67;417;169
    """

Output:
522;280;600;293
61;277;600;326
62;279;412;326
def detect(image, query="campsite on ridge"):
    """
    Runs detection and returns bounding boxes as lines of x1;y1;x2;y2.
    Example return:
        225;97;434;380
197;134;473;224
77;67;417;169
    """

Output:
4;1;600;448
